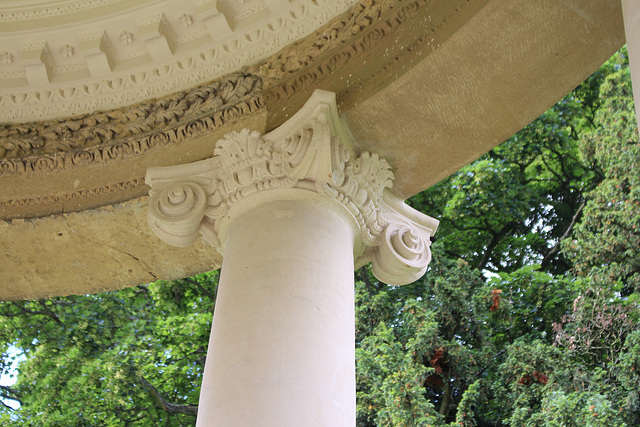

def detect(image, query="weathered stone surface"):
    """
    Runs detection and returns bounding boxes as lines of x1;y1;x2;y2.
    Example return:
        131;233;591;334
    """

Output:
342;0;625;197
0;198;221;301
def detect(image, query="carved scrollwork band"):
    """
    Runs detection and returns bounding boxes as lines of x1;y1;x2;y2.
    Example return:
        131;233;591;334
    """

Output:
146;90;438;285
0;72;262;166
0;71;265;220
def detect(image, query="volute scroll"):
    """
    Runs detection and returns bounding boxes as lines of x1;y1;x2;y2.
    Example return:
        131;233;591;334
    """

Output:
370;191;438;286
148;180;209;248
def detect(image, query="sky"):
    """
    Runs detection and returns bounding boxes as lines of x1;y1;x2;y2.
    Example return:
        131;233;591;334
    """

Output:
1;346;24;410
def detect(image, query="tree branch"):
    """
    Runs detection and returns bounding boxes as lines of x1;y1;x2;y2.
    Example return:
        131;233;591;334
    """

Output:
0;385;21;398
10;301;62;325
541;201;585;269
476;349;506;377
475;224;516;271
0;385;22;408
0;399;16;410
139;377;198;416
38;300;63;325
184;278;216;301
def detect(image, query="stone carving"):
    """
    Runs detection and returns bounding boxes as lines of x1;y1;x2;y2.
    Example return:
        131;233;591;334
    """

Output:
0;72;262;168
0;0;464;123
60;45;75;57
0;72;264;219
371;192;436;285
148;180;209;247
218;0;268;26
179;14;194;28
0;52;14;64
119;31;134;45
0;0;122;21
0;177;146;216
146;90;438;285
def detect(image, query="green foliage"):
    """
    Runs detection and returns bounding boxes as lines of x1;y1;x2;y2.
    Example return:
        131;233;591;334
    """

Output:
356;251;491;426
493;340;561;425
452;379;482;427
616;330;640;422
357;47;640;426
564;64;640;295
484;266;578;348
357;316;441;426
0;273;218;425
533;391;627;427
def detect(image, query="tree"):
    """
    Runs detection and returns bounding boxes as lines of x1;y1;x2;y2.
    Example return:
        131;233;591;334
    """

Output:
564;61;640;295
355;48;640;426
0;273;218;426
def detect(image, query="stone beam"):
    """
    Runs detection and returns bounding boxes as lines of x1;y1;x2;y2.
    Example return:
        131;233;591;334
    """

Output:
145;90;438;425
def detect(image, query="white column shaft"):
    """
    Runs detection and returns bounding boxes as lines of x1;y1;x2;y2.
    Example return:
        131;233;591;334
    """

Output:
622;0;640;130
196;199;357;426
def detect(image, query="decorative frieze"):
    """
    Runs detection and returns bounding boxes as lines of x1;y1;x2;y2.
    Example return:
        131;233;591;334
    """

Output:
146;90;437;285
0;72;262;168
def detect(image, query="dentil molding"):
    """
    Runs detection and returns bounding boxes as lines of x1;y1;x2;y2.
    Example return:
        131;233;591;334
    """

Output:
0;0;357;122
146;90;438;285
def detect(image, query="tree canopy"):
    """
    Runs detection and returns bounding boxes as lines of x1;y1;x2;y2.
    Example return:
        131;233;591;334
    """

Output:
1;48;639;426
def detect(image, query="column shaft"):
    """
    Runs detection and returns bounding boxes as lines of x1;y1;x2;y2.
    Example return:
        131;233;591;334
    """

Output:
622;0;640;130
197;199;357;426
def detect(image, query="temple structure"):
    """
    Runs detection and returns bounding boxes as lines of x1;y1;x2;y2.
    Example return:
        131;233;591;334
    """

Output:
0;0;634;425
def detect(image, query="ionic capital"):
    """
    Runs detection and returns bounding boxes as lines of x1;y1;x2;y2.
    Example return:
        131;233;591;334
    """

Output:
146;90;438;285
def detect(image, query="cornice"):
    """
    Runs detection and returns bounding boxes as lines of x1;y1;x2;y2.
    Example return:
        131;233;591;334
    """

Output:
0;0;464;220
2;0;626;300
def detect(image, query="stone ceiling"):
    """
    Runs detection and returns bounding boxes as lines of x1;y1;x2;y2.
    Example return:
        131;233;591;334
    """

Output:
0;0;626;300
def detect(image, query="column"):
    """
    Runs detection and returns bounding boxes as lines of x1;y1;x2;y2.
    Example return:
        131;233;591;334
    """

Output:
622;0;640;130
145;90;438;426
